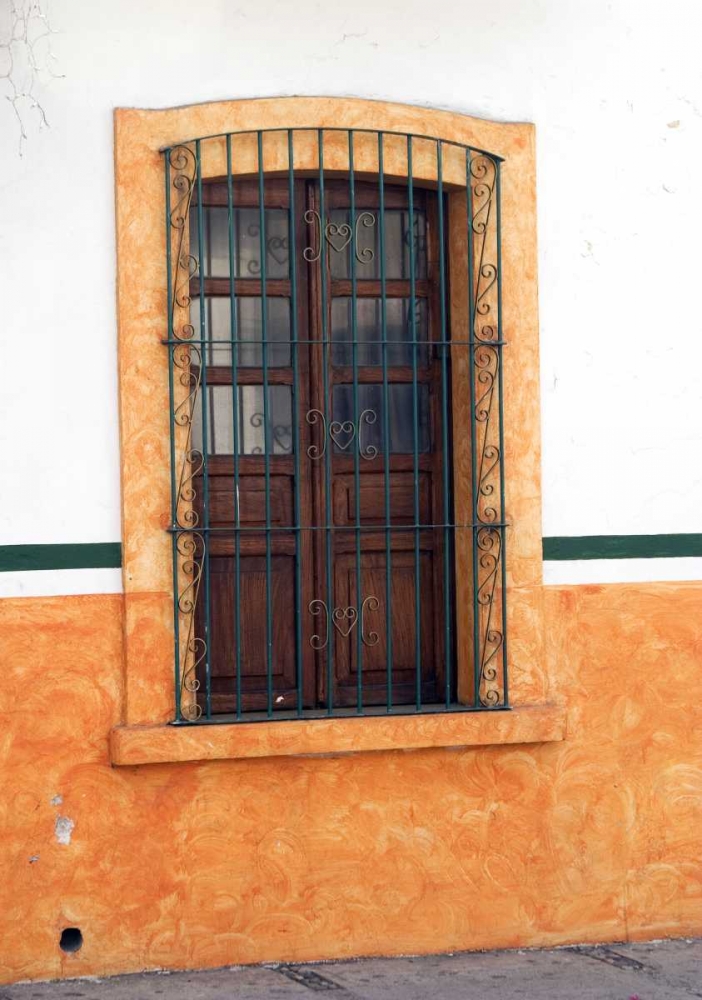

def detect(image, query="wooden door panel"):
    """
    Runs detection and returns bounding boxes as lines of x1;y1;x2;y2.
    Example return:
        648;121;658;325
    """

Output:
332;470;432;526
206;554;299;713
208;473;294;527
330;551;439;707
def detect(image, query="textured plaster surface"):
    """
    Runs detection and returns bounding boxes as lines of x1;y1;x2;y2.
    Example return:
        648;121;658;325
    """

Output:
109;705;565;765
1;583;701;983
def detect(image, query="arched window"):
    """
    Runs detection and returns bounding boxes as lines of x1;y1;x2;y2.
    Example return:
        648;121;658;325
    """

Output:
165;127;507;722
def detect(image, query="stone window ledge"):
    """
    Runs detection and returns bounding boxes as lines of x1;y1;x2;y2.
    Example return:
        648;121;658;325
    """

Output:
110;705;566;766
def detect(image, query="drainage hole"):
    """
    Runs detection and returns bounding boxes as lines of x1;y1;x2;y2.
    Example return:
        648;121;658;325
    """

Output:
59;928;83;953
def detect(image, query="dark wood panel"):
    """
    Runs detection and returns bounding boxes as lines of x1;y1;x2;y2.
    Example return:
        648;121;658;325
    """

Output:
323;181;428;210
205;554;300;714
330;280;429;297
208;475;294;528
192;278;292;298
329;550;439;707
332;471;432;526
203;367;294;386
330;366;436;383
193;177;292;207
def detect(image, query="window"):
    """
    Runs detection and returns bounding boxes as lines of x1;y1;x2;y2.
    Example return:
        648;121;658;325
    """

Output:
165;127;507;723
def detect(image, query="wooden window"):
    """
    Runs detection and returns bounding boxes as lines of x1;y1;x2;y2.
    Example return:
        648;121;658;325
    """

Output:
187;177;452;714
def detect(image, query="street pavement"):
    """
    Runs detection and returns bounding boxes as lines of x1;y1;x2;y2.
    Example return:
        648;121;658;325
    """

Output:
4;938;701;999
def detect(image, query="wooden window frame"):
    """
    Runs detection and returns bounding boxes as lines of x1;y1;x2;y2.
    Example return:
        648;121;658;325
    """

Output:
111;97;565;763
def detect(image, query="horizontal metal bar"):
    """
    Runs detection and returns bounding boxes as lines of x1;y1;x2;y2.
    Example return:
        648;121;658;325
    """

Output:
160;127;505;162
170;702;512;727
169;522;509;534
163;338;508;347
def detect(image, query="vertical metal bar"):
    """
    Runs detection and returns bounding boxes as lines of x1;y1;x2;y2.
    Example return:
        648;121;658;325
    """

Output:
196;139;212;719
288;129;304;717
467;150;481;709
165;151;181;722
318;129;335;714
378;132;393;712
495;159;508;707
257;131;274;718
226;134;243;720
349;131;364;714
436;141;452;708
407;136;421;712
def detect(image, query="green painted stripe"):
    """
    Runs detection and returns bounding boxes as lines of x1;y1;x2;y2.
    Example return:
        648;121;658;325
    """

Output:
543;534;702;561
1;536;699;572
0;543;122;573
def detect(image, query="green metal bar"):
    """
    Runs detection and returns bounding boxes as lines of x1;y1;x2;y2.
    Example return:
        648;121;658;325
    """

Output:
378;132;393;711
436;141;452;708
196;140;212;719
174;702;510;727
165;337;487;347
257;131;274;718
162;128;505;163
349;130;364;714
288;129;304;717
318;129;335;715
170;522;497;534
407;136;422;712
467;150;481;709
495;160;508;708
165;152;182;722
226;134;243;720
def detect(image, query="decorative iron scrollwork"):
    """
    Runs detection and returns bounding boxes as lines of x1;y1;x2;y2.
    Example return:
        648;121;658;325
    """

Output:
474;344;500;525
308;596;380;650
168;144;207;721
168;145;198;342
306;408;377;461
169;145;202;533
468;151;505;707
469;153;502;528
176;531;206;721
470;155;499;345
309;599;329;651
172;344;203;528
303;210;376;263
249;413;293;454
244;221;289;274
475;527;503;706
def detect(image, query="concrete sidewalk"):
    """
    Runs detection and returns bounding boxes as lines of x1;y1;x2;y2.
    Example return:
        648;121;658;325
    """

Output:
5;939;701;999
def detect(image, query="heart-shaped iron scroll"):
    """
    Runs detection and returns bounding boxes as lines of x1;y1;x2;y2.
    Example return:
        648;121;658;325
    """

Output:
332;606;359;638
303;210;376;263
328;419;355;451
324;221;353;254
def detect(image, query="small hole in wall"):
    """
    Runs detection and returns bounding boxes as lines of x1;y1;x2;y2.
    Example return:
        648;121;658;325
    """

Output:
59;928;83;953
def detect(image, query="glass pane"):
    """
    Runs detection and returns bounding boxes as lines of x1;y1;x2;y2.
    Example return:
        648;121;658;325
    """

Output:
332;384;430;454
331;298;429;366
328;209;427;280
192;385;293;455
190;297;291;367
189;207;289;280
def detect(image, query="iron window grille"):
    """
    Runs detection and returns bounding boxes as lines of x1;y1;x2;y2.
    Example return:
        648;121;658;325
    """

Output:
163;127;507;723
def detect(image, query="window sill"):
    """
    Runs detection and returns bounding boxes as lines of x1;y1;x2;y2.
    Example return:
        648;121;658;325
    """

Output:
110;705;566;766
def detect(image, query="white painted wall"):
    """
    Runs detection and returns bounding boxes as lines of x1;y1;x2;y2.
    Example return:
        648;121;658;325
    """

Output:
1;0;701;590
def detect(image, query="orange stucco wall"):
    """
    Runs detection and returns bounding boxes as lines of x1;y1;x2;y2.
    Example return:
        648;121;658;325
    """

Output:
2;582;701;984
